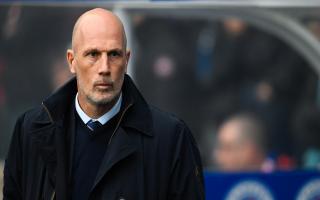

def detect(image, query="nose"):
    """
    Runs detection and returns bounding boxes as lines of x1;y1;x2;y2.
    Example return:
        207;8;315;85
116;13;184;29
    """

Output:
98;53;110;75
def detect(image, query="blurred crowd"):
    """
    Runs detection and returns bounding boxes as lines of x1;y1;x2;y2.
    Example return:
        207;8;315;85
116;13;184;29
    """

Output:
133;15;320;170
1;5;320;171
0;5;81;158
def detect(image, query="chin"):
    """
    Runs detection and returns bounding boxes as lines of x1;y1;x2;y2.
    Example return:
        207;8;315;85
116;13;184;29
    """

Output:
89;94;118;106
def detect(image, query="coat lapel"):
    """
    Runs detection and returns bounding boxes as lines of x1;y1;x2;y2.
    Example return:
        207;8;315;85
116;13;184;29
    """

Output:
55;121;71;200
30;122;58;187
30;118;71;200
91;127;139;191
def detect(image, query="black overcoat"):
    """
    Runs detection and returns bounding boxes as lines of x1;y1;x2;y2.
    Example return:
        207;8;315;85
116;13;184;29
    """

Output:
4;75;205;200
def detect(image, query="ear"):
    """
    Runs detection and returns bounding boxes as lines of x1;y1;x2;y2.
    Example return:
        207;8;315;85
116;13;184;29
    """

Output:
124;50;131;73
67;49;76;74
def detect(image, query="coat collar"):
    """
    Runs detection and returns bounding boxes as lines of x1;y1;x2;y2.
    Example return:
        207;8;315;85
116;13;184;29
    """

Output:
120;75;153;136
40;74;153;136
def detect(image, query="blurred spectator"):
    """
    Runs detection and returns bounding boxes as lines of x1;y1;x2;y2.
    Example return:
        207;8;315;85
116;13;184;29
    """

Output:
133;16;317;168
204;18;317;158
213;113;275;172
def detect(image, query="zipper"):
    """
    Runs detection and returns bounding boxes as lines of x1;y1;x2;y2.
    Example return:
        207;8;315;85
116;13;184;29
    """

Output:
41;102;55;200
42;102;54;123
50;191;55;200
108;103;133;145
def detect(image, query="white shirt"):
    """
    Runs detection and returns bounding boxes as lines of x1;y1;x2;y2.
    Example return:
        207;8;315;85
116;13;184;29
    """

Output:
75;93;122;125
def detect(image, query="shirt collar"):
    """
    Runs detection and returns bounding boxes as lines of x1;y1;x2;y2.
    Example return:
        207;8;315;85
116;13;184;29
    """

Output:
75;93;122;125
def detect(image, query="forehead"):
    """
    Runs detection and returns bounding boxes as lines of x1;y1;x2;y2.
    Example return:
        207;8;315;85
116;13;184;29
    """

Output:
219;121;242;141
75;14;125;50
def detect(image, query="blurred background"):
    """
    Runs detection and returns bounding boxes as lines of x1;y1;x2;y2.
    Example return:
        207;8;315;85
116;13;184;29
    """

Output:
1;0;320;199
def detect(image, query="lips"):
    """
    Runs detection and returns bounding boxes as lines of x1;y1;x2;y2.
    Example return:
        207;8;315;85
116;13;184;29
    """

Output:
96;83;112;87
94;81;113;90
95;84;112;89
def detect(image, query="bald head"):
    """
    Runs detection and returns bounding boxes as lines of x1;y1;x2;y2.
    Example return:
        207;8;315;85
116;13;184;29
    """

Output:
219;113;267;153
214;113;267;171
71;8;127;52
66;8;131;119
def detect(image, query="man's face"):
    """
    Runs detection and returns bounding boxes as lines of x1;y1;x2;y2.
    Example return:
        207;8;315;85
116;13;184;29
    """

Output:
214;121;258;171
67;16;130;109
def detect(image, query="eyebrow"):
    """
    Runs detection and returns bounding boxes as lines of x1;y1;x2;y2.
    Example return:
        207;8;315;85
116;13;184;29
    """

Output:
82;48;99;56
82;47;124;56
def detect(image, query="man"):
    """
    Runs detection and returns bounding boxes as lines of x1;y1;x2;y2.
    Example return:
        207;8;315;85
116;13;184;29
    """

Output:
213;113;271;172
3;8;204;200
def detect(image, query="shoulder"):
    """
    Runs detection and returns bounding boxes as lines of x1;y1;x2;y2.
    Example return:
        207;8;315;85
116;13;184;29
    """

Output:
13;104;49;134
149;105;186;130
147;105;202;170
148;105;193;142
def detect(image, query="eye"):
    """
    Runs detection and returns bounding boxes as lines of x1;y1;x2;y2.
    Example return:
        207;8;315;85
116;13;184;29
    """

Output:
87;50;100;58
108;50;122;58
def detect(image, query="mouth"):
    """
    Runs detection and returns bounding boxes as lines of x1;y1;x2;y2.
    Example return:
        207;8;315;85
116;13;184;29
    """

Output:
94;81;113;90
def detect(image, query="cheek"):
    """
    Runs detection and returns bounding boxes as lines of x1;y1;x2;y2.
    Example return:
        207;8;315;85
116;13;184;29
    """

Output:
77;61;94;78
77;69;89;83
112;65;126;79
77;73;87;90
76;67;94;89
